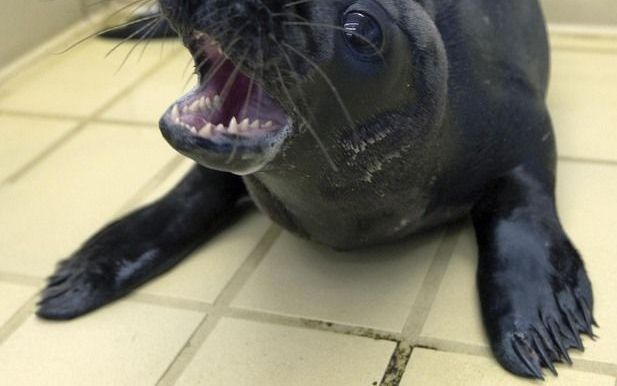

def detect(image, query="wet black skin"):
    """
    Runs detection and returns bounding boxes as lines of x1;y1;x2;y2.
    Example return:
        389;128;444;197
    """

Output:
39;0;596;379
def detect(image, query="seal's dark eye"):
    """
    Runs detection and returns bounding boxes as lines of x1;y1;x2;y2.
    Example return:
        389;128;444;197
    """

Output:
343;12;383;56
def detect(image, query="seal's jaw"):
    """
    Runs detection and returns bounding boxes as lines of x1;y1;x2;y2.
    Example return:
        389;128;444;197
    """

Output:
160;31;291;175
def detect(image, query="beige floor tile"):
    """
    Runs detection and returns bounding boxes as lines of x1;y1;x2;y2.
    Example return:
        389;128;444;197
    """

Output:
114;157;272;303
136;157;194;204
0;115;76;182
420;225;485;346
558;161;617;365
0;39;181;117
232;230;443;332
0;123;177;277
0;302;204;386
420;161;617;366
548;47;617;162
101;50;195;124
0;282;37;327
140;210;271;303
176;317;395;386
400;349;615;386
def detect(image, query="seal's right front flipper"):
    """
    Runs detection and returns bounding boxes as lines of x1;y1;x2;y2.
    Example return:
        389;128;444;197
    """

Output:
472;167;596;379
37;165;248;320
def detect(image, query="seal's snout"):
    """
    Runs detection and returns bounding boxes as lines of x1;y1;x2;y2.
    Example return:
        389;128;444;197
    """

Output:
159;27;291;175
156;0;319;175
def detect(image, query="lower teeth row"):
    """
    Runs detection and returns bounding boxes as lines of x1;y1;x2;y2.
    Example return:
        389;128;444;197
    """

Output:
170;95;273;136
180;117;274;137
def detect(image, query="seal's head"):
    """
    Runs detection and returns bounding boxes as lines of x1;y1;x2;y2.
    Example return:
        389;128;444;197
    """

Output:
158;0;449;180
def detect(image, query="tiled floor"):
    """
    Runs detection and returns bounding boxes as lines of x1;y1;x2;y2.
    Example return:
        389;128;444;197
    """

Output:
0;20;616;386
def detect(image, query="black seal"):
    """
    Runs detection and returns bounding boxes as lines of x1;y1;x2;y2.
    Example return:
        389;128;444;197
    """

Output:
39;1;595;379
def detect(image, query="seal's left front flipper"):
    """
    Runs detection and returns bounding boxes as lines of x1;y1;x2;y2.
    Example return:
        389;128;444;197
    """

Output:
37;166;248;320
472;167;596;379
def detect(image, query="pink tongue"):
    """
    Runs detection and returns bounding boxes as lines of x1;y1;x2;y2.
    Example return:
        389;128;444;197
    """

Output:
181;111;209;128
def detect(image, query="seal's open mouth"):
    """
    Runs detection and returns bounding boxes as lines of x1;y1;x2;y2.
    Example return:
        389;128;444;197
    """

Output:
160;31;290;173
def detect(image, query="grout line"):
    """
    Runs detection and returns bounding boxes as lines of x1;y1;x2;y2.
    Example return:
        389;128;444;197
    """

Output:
130;293;213;314
94;117;163;128
156;224;282;386
0;109;164;130
548;24;617;40
376;224;463;386
96;117;160;130
1;46;182;185
563;358;617;380
226;307;402;342
0;294;38;344
400;224;463;341
0;109;162;129
0;110;86;122
2;123;86;185
127;284;617;381
113;155;187;216
415;336;617;380
156;313;214;386
552;44;617;55
210;225;282;307
380;343;414;386
415;336;491;358
417;335;617;380
128;291;404;345
559;155;617;167
0;272;45;288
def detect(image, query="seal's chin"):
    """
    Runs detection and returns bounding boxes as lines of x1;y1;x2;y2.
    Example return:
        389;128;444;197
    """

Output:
160;31;291;175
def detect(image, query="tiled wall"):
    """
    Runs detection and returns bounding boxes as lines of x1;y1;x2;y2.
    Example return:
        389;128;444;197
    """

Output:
0;0;83;68
541;0;617;26
2;0;616;72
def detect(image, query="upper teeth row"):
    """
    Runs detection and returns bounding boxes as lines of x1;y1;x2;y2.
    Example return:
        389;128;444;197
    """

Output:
172;95;222;118
170;99;273;137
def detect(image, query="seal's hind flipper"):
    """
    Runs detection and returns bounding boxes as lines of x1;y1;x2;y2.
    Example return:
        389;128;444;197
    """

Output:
37;165;248;320
472;167;595;379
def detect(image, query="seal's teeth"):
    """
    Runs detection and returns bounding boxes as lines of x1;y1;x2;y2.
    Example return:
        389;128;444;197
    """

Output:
250;120;260;130
263;121;273;129
213;95;222;110
172;105;180;121
215;124;225;133
240;118;250;132
229;117;239;134
189;99;201;113
198;96;207;111
182;105;189;114
189;126;197;134
200;123;213;136
205;97;213;109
